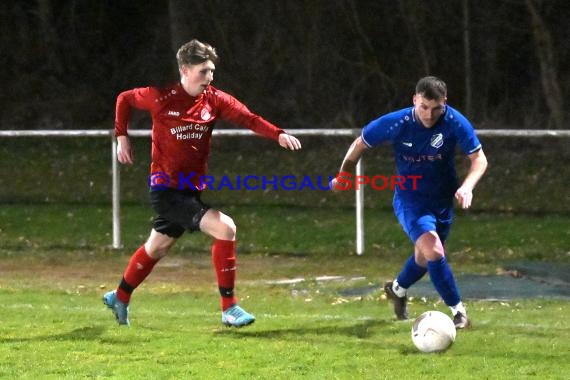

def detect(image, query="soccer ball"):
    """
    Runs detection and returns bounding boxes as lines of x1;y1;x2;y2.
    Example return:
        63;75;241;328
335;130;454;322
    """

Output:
411;310;456;353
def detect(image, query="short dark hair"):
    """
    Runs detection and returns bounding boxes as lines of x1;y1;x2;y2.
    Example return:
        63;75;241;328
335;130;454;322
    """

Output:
176;39;219;67
415;76;447;101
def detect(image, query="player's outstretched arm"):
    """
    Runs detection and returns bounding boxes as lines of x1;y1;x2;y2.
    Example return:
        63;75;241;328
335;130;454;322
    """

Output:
330;136;368;192
455;149;487;209
278;133;302;151
117;135;134;165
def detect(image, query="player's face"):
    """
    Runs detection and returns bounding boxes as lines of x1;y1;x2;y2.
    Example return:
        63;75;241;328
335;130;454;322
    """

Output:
180;60;215;97
413;94;447;128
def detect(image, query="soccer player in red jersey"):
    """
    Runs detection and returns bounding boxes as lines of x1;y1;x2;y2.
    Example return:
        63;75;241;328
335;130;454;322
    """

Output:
103;39;301;327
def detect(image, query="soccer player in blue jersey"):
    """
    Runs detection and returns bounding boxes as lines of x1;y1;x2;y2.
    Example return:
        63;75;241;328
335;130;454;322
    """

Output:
331;76;487;328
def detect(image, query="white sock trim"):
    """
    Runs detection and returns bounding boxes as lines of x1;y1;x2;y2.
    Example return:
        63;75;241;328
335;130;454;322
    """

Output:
450;302;467;316
392;280;407;298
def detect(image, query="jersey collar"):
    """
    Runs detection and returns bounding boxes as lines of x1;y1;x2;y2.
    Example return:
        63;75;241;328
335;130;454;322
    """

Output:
411;105;448;128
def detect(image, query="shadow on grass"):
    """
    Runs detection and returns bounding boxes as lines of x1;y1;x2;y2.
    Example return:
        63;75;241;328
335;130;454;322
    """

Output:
0;326;105;343
216;318;390;339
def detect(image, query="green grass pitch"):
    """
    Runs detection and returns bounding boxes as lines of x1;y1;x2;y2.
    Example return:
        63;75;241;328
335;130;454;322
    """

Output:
1;203;569;379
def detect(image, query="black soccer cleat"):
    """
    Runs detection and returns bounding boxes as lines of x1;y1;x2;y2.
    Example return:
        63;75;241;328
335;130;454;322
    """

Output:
384;281;408;320
453;311;471;329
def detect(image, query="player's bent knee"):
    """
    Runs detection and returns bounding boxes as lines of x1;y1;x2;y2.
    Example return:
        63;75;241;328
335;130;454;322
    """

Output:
423;250;445;261
415;231;445;261
219;216;237;240
200;210;237;240
145;230;177;259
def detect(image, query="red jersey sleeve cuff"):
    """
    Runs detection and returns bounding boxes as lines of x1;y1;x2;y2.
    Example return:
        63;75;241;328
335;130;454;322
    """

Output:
114;121;128;137
275;129;286;140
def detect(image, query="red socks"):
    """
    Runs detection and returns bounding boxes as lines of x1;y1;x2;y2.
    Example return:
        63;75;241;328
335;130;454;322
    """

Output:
116;245;159;303
115;240;237;311
211;239;237;310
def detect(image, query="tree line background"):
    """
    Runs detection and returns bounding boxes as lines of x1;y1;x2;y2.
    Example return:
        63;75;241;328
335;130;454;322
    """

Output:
1;0;567;131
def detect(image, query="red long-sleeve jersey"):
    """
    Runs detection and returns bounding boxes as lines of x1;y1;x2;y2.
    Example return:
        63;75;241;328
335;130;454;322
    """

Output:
115;83;284;190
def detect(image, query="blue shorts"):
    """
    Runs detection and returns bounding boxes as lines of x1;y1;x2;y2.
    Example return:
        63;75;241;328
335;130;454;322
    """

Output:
393;195;454;244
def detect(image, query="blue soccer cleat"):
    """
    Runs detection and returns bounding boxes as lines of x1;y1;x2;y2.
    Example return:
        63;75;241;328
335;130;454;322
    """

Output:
103;290;130;326
221;304;255;327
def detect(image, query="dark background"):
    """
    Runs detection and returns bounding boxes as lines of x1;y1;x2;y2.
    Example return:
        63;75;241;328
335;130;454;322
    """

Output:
1;0;568;130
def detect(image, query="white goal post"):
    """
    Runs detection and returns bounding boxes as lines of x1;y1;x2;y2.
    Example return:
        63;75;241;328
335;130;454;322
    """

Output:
2;128;570;254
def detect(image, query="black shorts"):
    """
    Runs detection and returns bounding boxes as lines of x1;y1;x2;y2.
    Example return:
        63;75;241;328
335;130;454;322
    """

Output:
149;188;211;238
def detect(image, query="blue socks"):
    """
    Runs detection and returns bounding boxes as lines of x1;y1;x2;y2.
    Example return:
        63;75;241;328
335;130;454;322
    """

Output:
396;255;427;288
427;256;461;307
395;254;462;308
